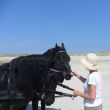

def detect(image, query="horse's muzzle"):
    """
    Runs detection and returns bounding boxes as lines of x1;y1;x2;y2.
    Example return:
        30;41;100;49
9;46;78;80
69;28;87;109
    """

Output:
45;94;55;106
64;70;72;80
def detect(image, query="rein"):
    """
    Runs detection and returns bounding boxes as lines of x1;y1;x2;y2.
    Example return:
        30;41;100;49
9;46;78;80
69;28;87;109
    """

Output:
57;82;74;91
47;68;76;98
46;90;74;98
45;82;76;99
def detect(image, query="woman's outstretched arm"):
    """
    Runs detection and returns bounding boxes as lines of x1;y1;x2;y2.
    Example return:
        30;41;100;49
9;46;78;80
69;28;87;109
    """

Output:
70;71;87;83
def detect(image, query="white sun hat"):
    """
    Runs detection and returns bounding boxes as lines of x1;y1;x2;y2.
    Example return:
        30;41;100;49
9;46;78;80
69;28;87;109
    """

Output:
81;53;99;70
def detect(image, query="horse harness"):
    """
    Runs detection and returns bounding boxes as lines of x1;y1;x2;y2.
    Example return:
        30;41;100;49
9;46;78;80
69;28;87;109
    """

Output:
34;67;76;101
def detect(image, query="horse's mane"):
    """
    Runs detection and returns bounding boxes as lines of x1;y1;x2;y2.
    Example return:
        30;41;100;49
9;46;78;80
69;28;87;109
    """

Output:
43;48;55;56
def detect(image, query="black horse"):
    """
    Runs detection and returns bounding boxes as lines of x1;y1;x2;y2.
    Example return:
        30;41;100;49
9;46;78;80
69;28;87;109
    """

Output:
0;43;72;110
32;43;72;110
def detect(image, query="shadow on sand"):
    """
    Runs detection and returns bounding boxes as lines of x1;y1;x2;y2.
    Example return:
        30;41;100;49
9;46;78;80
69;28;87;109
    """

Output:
26;104;60;110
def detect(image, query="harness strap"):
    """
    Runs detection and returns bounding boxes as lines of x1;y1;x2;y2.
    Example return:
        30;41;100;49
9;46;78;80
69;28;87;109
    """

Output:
49;68;61;73
55;51;66;55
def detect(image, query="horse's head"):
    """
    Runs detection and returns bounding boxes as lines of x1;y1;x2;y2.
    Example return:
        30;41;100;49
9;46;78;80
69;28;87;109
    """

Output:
53;43;72;81
44;43;72;81
44;43;72;106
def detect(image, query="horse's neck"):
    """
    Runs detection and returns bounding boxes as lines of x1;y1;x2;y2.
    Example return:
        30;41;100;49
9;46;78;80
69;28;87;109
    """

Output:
50;60;61;71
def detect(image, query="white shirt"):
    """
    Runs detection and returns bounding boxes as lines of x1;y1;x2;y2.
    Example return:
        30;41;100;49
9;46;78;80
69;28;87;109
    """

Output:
83;71;102;107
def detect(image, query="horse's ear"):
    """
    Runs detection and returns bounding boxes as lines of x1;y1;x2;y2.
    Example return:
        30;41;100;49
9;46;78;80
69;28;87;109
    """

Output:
55;43;58;48
61;43;65;49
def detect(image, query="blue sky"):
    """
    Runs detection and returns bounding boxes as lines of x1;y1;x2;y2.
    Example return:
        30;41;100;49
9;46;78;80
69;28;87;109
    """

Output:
0;0;110;54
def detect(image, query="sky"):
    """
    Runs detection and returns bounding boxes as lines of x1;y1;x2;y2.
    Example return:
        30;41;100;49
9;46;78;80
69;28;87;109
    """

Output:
0;0;110;54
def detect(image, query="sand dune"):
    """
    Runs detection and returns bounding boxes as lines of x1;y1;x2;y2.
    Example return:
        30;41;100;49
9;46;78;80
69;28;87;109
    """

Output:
0;57;16;63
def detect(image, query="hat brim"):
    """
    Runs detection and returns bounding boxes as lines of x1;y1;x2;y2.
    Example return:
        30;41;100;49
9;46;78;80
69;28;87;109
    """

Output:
81;58;99;70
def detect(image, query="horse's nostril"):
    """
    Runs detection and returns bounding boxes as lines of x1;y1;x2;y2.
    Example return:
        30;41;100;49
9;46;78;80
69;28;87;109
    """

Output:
66;76;71;80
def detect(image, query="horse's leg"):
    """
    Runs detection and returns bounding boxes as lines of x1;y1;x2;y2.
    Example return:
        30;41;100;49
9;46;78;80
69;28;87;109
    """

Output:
17;106;27;110
41;99;45;110
18;101;29;110
12;100;28;110
32;99;38;110
0;102;10;110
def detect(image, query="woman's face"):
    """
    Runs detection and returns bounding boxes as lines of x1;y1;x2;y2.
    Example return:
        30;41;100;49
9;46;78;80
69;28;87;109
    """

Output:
85;67;89;71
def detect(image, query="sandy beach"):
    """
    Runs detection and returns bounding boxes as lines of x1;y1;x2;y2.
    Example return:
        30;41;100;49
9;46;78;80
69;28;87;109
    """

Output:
0;56;110;110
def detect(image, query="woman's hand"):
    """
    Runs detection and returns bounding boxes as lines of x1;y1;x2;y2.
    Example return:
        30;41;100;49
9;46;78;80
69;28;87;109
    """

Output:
73;86;96;100
73;89;81;96
69;72;75;76
71;71;80;78
72;71;86;83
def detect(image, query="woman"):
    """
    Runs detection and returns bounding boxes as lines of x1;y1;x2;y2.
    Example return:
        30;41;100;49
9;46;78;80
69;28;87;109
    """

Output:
71;53;102;110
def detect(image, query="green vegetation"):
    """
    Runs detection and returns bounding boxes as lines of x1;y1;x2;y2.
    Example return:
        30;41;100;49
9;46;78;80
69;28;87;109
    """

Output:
0;54;25;64
70;52;110;56
0;61;9;65
0;52;110;57
95;52;110;56
0;52;109;64
0;54;28;57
